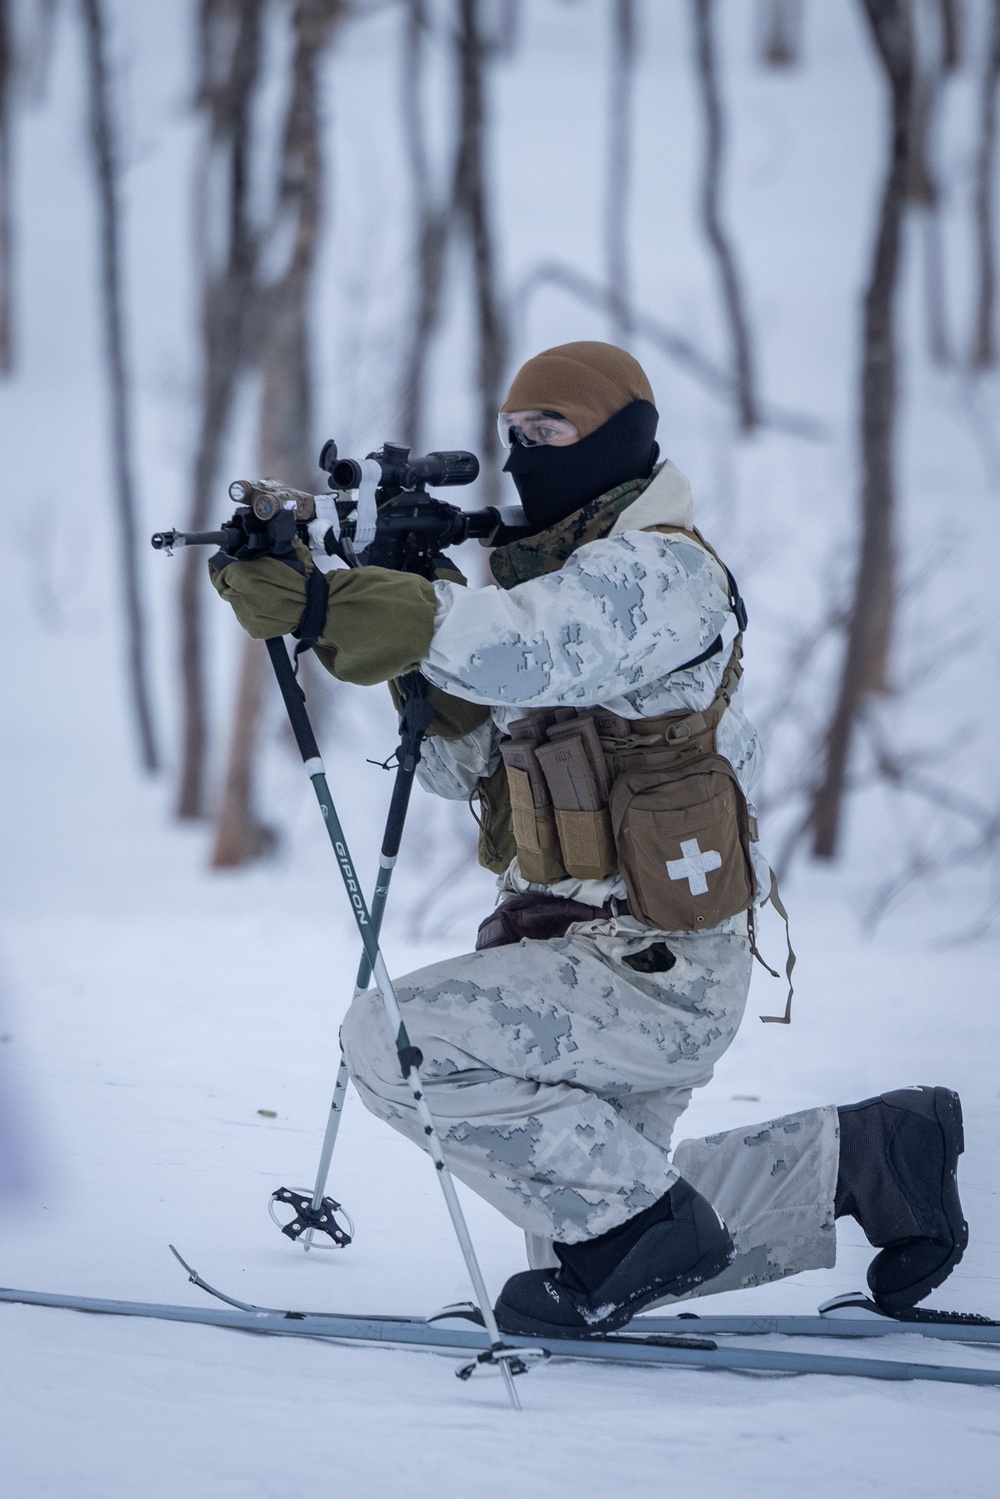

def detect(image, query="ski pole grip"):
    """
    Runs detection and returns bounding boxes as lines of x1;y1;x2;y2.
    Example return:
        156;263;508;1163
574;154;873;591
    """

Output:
265;637;321;765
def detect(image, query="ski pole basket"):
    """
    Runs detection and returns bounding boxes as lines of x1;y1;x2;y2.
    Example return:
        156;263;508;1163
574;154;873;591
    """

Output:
269;1188;354;1248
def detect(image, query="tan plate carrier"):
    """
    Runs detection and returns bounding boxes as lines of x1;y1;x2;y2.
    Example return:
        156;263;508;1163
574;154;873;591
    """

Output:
499;634;757;933
492;522;794;1021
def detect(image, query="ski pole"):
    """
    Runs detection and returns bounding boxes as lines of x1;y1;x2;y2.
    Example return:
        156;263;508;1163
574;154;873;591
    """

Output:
299;675;432;1249
264;637;523;1410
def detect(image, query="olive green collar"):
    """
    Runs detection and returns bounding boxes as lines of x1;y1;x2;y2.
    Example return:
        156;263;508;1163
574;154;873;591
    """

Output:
489;465;662;589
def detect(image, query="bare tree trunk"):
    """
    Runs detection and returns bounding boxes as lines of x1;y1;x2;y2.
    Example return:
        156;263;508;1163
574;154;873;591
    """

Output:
212;0;343;869
211;639;275;866
692;0;759;431
972;0;1000;368
606;0;636;344
4;0;64;370
399;0;451;448
80;0;160;772
811;0;914;860
756;0;803;68
938;0;961;71
22;0;59;102
452;0;507;507
495;0;521;58
910;0;950;363
177;0;264;820
0;0;13;376
256;0;339;486
921;193;950;363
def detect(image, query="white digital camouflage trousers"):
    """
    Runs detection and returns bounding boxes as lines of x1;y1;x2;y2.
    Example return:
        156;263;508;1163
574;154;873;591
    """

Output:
340;926;840;1295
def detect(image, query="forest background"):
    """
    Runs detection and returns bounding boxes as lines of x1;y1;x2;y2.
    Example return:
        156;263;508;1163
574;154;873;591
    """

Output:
1;3;1000;1496
2;0;998;914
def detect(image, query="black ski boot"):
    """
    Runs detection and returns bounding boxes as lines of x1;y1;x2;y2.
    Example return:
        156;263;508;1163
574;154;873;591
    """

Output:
836;1085;968;1315
494;1178;734;1338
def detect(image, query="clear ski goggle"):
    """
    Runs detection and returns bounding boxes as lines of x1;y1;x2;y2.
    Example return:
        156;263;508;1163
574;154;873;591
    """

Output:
497;410;580;448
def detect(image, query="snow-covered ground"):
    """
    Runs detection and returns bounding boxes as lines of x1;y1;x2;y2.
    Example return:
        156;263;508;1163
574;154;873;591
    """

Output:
2;3;999;1495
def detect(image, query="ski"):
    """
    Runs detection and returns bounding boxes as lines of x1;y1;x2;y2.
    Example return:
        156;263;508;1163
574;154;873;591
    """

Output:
3;1274;1000;1389
168;1246;1000;1347
647;1293;1000;1345
431;1295;1000;1345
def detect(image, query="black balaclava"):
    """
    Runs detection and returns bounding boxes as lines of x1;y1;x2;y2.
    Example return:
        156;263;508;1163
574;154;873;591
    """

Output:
503;398;659;531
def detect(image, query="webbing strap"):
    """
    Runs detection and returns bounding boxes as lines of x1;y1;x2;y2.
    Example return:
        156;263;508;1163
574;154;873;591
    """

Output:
644;523;749;633
658;526;792;1016
631;633;743;746
755;868;795;1025
633;520;747;740
673;632;724;673
702;634;744;733
291;565;330;672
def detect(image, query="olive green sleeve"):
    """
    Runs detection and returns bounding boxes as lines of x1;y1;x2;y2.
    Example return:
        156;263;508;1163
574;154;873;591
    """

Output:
210;555;438;686
386;678;490;740
384;558;489;739
313;568;437;684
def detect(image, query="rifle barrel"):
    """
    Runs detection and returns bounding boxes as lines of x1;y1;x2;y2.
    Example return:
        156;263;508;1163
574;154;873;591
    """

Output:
150;530;227;550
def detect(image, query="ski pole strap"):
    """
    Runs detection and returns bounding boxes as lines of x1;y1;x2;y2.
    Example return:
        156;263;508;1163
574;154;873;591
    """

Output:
292;565;330;668
756;867;795;1025
395;672;437;767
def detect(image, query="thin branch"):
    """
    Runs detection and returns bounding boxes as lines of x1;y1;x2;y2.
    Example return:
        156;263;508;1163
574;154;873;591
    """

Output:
451;0;508;507
972;0;1000;367
212;0;345;869
0;0;12;375
938;0;961;71
954;369;1000;496
935;893;1000;947
691;0;759;430
910;0;951;363
752;601;850;749
399;0;451;448
756;0;803;67
22;0;59;104
80;0;160;771
177;0;265;819
517;260;828;439
863;722;997;829
810;0;915;858
606;0;635;343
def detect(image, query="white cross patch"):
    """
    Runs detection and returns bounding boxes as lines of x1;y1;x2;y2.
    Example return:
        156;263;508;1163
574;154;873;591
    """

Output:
666;837;722;896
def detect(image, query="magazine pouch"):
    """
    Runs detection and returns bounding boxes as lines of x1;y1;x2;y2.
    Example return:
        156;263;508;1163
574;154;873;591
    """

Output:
499;716;568;885
535;713;617;881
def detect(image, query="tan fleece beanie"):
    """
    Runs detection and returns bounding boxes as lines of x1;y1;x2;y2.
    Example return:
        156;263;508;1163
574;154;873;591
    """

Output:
499;341;655;439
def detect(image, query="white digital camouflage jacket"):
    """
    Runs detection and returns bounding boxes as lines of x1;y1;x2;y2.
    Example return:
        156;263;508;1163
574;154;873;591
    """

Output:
414;460;769;915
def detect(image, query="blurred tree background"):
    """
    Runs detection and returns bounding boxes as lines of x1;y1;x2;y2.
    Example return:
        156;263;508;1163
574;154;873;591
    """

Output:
1;0;998;936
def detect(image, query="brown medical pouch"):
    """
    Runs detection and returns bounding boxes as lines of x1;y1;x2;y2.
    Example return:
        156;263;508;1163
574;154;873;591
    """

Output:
499;733;568;885
609;749;755;931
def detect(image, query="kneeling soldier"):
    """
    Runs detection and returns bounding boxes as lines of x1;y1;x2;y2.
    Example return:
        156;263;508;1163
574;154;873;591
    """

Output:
213;342;968;1335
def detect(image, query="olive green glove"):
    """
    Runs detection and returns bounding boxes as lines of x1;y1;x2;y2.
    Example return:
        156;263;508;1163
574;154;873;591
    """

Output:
210;552;439;686
386;677;490;739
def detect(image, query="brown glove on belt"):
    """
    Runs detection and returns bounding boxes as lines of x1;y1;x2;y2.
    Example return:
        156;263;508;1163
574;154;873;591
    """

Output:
475;892;626;950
